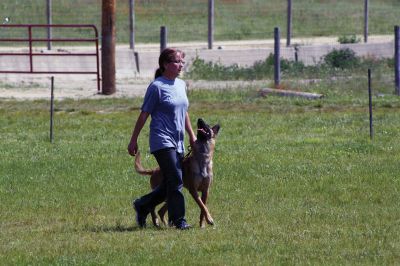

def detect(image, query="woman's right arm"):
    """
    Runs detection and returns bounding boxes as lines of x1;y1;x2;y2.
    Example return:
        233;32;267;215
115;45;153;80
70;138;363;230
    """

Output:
128;111;150;156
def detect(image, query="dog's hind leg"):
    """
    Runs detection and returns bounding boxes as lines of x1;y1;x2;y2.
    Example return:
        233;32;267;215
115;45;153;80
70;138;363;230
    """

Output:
157;203;168;225
189;189;214;227
150;208;160;227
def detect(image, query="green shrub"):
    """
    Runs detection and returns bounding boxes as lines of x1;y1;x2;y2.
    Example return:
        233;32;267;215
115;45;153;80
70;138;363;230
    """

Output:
338;34;361;44
186;54;307;81
323;48;360;69
186;49;392;81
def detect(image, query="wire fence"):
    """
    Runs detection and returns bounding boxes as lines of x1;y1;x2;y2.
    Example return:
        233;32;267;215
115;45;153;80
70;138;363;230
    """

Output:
0;0;399;94
1;0;399;44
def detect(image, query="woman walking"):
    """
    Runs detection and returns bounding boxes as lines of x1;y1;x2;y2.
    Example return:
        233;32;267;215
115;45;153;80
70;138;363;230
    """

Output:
127;48;196;230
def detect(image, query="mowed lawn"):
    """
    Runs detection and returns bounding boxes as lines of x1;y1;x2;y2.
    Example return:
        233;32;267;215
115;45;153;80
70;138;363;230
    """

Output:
1;87;400;265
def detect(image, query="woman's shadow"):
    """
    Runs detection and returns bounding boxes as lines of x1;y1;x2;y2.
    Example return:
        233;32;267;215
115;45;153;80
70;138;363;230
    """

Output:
84;223;165;233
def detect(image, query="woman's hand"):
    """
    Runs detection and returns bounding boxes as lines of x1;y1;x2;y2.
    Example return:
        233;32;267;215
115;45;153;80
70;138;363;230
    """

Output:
189;135;196;148
185;112;196;148
127;111;149;157
127;139;138;156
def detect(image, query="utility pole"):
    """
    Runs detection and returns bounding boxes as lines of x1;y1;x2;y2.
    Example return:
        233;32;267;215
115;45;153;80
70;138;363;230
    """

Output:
101;0;116;95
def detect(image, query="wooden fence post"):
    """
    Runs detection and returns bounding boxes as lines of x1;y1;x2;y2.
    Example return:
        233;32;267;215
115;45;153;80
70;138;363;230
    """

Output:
160;26;167;52
274;27;281;87
129;0;135;50
286;0;292;47
364;0;369;43
46;0;52;50
208;0;214;49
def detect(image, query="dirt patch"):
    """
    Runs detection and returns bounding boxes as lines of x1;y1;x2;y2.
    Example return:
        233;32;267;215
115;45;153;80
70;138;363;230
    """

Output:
0;74;270;100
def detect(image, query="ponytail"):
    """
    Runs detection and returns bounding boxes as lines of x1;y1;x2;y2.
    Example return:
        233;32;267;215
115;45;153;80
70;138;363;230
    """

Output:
154;68;164;79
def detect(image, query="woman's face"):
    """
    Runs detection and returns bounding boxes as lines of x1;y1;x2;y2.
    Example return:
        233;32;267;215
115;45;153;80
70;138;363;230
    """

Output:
163;52;185;79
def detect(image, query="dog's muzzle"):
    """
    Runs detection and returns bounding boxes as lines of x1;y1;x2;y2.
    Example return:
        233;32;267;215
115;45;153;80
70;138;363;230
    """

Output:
197;118;212;141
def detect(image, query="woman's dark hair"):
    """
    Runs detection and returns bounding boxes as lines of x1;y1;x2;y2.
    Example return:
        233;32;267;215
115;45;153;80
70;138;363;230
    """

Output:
154;48;185;79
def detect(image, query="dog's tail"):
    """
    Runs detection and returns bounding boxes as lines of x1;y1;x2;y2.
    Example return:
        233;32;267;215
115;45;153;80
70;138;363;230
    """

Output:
134;151;156;176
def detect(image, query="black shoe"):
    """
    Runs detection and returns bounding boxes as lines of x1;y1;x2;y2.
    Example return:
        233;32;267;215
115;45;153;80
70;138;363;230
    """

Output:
133;199;147;228
175;221;191;230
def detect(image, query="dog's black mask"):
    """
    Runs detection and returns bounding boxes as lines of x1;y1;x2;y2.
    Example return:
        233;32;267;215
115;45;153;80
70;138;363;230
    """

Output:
197;118;213;141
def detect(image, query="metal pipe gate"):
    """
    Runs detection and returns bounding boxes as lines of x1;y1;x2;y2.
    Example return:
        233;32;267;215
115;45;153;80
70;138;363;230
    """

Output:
0;24;101;91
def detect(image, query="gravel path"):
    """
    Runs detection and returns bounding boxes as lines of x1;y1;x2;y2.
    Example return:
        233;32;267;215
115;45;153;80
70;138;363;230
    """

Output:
0;74;270;100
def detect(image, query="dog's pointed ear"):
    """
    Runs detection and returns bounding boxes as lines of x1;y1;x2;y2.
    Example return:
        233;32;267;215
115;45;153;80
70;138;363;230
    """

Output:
212;124;220;135
197;118;206;128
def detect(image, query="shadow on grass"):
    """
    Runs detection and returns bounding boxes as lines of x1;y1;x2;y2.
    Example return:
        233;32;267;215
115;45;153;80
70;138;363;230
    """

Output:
84;224;165;233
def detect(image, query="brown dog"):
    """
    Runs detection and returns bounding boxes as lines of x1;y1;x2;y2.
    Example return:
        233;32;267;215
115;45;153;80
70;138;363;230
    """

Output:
134;118;220;228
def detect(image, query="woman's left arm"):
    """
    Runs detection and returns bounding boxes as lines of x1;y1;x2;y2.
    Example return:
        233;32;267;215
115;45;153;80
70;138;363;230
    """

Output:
185;112;196;147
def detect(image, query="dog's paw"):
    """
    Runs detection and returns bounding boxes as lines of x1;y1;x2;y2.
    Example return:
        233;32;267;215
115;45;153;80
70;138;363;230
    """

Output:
206;216;214;226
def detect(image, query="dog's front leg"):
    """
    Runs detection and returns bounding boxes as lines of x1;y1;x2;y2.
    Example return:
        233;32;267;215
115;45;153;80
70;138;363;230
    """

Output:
157;203;168;225
189;189;214;227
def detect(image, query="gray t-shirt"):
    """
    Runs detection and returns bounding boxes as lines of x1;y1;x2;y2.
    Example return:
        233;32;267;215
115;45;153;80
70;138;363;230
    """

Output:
141;76;188;154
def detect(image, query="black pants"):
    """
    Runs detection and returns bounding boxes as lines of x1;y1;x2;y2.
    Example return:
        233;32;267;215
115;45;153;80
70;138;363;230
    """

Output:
135;148;186;225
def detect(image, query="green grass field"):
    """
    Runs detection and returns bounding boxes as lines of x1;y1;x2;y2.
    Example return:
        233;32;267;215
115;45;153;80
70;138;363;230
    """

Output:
0;0;399;43
1;1;400;263
1;80;400;264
